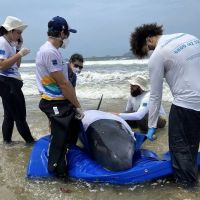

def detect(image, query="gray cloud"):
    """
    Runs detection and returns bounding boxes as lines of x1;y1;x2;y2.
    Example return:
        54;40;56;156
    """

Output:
1;0;200;60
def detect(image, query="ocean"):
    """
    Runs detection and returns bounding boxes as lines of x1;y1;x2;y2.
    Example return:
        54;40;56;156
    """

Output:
0;58;199;200
20;58;172;101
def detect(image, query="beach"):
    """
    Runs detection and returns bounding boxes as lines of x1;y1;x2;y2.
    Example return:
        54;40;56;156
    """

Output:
0;59;199;200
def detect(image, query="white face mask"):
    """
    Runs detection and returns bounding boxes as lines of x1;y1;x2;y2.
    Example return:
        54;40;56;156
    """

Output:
60;38;69;49
72;67;81;75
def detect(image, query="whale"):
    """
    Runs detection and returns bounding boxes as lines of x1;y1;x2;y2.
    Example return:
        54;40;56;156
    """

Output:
80;110;135;171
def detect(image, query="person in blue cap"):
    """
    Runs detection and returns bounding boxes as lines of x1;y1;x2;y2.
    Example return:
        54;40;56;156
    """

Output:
35;16;84;178
118;75;166;133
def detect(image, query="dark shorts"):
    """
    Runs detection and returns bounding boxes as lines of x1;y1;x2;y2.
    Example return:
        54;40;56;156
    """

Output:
39;99;81;177
169;104;200;186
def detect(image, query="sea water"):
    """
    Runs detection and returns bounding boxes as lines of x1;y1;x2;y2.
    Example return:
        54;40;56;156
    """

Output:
20;58;172;101
0;58;199;200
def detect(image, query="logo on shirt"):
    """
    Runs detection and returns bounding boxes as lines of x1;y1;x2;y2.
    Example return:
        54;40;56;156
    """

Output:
0;50;5;55
52;59;58;65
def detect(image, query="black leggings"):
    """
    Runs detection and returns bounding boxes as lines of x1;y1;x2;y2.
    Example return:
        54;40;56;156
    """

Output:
0;76;34;143
169;104;200;186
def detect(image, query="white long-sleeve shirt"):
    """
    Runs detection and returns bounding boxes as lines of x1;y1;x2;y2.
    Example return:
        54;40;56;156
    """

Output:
148;33;200;128
119;91;166;121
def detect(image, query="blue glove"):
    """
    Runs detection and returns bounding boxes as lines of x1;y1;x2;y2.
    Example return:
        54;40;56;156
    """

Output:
146;128;156;141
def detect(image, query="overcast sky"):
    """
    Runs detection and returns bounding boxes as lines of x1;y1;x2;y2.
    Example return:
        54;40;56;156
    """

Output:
1;0;200;60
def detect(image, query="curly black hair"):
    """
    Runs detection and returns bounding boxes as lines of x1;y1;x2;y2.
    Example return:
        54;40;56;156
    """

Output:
130;23;163;58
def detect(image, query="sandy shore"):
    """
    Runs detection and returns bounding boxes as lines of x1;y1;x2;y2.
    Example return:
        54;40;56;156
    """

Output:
0;97;199;200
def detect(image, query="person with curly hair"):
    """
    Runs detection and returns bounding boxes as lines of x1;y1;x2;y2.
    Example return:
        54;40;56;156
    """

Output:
130;23;200;187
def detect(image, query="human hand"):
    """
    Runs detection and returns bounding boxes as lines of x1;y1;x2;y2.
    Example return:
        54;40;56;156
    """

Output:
16;36;23;50
146;128;157;141
75;107;85;120
18;48;30;57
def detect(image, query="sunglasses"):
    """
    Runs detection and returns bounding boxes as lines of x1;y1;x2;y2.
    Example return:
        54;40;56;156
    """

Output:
74;64;83;70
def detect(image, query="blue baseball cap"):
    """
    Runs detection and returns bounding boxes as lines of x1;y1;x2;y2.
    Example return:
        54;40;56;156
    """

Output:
48;16;77;34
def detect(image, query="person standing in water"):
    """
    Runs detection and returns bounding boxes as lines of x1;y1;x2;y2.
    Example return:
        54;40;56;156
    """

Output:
0;16;35;144
130;23;200;187
67;53;84;87
36;16;84;178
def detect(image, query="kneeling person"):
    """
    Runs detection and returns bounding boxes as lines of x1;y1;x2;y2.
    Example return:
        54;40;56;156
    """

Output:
118;75;166;132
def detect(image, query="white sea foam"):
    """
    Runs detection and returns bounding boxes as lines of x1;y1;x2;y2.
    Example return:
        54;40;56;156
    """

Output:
21;73;38;95
76;81;173;101
78;71;148;84
84;59;149;66
19;60;172;102
21;73;35;80
76;85;129;99
21;63;36;68
21;59;148;68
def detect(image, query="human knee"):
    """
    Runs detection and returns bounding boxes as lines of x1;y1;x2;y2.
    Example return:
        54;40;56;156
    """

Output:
4;114;14;121
15;119;26;125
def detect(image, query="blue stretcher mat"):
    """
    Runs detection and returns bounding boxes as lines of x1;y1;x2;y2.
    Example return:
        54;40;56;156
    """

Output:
27;133;200;185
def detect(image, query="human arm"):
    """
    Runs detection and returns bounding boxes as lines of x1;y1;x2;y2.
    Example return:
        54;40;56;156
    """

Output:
147;52;165;140
0;48;30;70
112;96;134;116
119;94;149;120
125;96;133;112
148;52;165;128
119;104;148;120
0;53;20;70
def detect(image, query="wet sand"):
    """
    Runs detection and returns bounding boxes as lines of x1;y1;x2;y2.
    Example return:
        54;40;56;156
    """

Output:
0;96;200;200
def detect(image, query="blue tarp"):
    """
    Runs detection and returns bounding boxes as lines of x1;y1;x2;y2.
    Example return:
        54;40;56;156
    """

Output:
27;132;200;184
